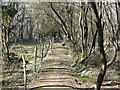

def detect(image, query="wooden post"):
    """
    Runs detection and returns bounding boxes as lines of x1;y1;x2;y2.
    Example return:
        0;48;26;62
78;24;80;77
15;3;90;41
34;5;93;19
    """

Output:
22;54;27;90
34;46;37;73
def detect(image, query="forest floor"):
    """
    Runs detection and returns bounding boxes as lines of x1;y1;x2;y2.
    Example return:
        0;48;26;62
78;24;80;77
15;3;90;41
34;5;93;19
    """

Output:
1;43;120;90
28;43;120;89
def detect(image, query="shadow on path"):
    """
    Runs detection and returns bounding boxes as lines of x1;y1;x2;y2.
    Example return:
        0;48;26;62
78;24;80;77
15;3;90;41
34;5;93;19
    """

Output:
29;85;94;90
29;85;120;90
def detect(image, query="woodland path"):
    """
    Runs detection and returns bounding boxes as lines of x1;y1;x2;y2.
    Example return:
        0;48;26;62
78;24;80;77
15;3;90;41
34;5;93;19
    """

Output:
29;43;81;89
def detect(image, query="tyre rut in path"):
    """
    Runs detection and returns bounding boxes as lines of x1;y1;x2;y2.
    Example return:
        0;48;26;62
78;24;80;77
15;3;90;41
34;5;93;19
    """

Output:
29;43;81;89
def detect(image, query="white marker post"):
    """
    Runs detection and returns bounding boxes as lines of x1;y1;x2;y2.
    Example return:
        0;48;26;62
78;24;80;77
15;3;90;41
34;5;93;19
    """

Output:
22;54;27;90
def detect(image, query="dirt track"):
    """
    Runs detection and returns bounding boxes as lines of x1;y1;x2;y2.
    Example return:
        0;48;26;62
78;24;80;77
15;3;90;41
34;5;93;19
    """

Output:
29;43;81;89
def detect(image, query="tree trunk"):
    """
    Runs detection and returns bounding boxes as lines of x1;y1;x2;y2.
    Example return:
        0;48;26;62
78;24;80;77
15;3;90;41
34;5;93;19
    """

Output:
91;2;107;90
28;19;33;40
2;9;10;68
115;3;120;50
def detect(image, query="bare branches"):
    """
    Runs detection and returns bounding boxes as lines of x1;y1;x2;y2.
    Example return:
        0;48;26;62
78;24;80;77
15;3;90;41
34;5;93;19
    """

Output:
50;3;68;35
